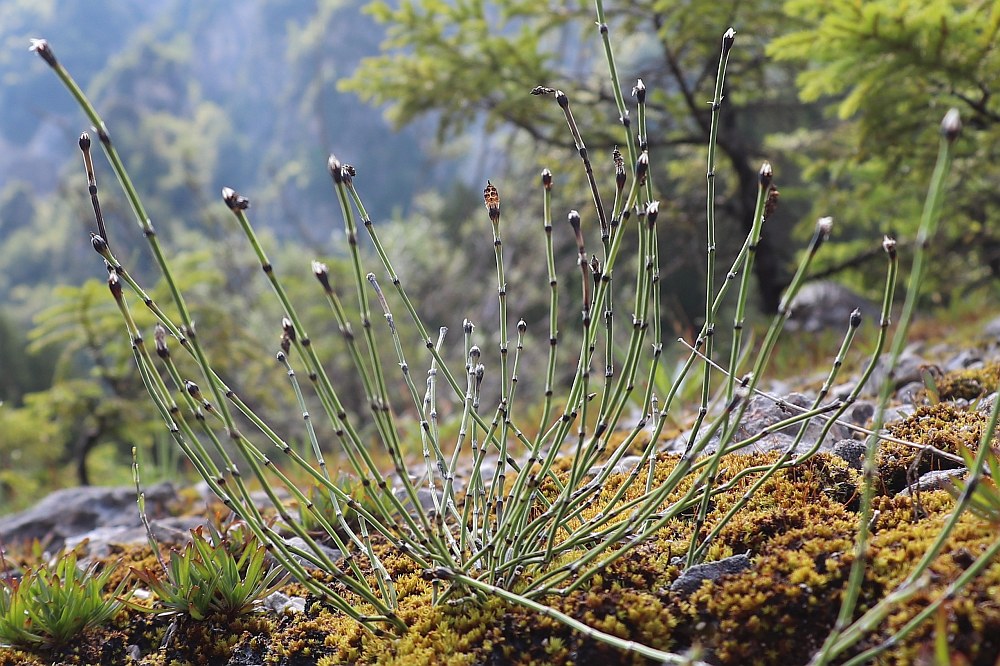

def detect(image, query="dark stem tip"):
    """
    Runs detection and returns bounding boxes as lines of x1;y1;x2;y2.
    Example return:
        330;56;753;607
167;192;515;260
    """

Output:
759;161;773;188
91;233;108;255
722;28;737;54
646;200;660;225
79;133;91;151
107;273;122;300
764;187;781;219
850;308;863;329
815;216;833;245
541;168;553;190
154;324;169;359
221;187;250;211
312;260;332;291
614;147;626;189
635;151;649;181
632;78;646;104
567;210;582;237
882;235;897;259
29;39;58;68
282;317;296;341
328;154;344;184
941;108;962;143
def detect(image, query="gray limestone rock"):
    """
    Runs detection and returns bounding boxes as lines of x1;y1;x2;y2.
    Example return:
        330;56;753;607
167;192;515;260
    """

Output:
866;347;929;398
0;482;178;551
982;314;1000;341
895;469;967;497
670;553;752;595
736;392;847;453
64;515;206;558
263;591;306;615
280;536;342;571
785;281;879;333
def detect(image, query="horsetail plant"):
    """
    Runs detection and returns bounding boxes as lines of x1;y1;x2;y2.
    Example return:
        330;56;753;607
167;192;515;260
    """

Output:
31;15;992;663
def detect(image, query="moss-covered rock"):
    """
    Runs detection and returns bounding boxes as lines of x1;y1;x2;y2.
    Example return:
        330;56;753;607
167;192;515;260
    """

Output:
5;441;1000;665
933;362;1000;402
881;403;990;494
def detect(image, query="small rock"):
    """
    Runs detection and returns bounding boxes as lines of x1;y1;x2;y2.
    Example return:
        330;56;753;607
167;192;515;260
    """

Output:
895;469;967;497
830;382;855;401
279;537;342;571
394;487;439;514
943;349;983;373
982;315;1000;341
896;381;927;406
866;347;928;397
785;281;879;333
737;393;846;452
263;591;306;615
249;487;292;511
735;431;797;454
670;553;752;595
587;455;644;477
669;432;720;457
226;643;268;666
976;392;998;415
64;515;206;558
844;402;875;430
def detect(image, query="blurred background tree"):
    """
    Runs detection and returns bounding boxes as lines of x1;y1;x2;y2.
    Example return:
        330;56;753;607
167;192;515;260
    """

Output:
770;0;1000;302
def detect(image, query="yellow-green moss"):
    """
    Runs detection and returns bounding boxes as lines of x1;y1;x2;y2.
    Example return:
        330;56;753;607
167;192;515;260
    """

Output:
5;449;1000;665
0;648;44;666
933;362;1000;402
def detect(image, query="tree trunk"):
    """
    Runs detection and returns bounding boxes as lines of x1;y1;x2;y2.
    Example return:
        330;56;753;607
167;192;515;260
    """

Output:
734;159;785;314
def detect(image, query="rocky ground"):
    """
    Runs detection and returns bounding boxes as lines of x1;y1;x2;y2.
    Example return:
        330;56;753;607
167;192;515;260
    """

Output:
3;297;1000;665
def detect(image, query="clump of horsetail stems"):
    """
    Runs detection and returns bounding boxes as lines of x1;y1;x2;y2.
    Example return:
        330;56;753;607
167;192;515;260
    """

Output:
32;19;991;663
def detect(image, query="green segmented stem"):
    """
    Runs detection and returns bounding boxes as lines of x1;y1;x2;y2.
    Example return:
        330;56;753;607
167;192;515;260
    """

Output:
691;238;898;564
686;166;771;565
538;170;560;434
812;110;966;666
592;0;638;170
685;215;831;566
687;29;737;456
225;199;436;553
